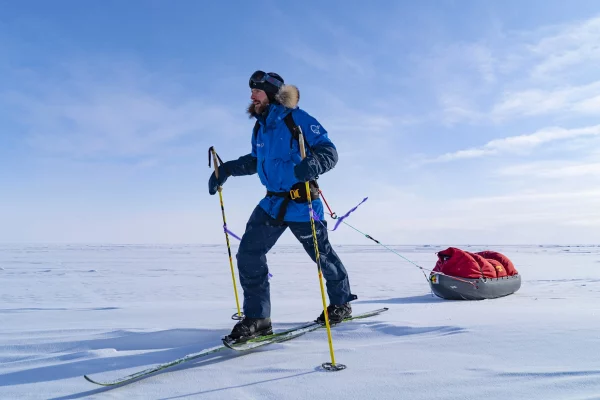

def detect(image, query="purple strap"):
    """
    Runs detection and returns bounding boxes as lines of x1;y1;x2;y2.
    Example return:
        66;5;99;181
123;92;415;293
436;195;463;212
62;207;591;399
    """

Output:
313;197;368;231
224;225;242;241
312;210;322;221
332;197;368;231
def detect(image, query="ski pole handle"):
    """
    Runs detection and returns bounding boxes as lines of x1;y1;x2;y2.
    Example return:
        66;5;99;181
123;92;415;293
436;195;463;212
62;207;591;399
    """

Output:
211;148;220;179
298;127;307;159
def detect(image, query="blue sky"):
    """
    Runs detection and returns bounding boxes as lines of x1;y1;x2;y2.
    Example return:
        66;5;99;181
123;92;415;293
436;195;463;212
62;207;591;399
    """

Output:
1;0;599;244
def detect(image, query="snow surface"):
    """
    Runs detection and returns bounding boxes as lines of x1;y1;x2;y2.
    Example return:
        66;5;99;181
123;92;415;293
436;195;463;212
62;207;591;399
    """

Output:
1;243;599;399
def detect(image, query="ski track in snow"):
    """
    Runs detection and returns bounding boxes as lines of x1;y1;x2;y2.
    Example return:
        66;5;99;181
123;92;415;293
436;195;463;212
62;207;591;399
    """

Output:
0;244;599;399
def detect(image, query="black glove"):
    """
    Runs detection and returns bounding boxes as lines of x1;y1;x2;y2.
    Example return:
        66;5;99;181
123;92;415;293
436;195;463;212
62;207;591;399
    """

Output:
294;144;338;182
208;164;230;195
208;154;258;195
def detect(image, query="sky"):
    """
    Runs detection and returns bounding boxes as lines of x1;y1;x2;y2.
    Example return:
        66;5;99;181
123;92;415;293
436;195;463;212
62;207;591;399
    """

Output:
1;0;599;245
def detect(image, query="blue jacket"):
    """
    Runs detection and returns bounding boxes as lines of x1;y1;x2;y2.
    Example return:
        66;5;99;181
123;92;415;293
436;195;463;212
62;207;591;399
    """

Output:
224;84;338;222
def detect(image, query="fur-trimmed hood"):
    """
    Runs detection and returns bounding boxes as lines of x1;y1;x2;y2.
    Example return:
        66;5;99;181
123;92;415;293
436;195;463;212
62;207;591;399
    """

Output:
274;84;299;109
247;84;300;117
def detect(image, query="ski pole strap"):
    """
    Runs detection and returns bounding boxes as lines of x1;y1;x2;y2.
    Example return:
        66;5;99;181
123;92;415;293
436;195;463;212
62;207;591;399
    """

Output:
208;146;224;168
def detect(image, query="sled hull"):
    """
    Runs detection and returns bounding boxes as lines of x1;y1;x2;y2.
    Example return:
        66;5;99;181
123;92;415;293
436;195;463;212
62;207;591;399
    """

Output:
429;274;521;300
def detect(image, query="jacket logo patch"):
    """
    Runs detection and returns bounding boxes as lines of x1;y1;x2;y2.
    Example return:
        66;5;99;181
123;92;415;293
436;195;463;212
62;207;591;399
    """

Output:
311;125;321;135
256;142;265;147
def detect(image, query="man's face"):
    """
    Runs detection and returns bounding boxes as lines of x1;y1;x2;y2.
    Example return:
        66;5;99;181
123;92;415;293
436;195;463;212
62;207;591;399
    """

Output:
251;88;269;114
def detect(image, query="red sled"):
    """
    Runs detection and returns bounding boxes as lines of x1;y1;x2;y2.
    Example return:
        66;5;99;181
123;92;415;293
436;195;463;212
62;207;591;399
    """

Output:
429;247;521;300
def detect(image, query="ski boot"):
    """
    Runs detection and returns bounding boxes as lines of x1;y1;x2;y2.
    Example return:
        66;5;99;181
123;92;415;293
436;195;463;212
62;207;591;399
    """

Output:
224;317;272;344
316;303;352;325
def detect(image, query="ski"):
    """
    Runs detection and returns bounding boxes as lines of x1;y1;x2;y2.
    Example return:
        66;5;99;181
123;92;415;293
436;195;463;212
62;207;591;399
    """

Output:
83;344;227;386
84;307;388;386
223;307;389;350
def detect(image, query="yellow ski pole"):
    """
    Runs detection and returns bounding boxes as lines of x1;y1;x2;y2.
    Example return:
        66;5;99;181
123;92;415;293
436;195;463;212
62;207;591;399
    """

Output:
297;129;345;371
209;146;243;320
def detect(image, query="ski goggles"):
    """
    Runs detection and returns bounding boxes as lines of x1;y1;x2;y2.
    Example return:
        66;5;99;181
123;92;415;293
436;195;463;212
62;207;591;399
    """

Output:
249;70;283;89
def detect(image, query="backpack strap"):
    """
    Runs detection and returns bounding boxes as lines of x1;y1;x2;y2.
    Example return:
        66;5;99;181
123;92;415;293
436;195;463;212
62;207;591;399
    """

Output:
284;112;300;141
284;111;312;151
253;121;260;140
253;111;311;151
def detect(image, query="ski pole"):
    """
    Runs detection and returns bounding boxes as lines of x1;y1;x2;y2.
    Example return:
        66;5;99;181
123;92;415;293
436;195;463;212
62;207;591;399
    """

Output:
208;146;243;320
297;129;345;372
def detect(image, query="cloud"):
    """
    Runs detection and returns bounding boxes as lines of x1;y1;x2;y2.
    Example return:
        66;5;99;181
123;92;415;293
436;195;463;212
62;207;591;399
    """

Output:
424;42;499;87
284;42;374;78
342;183;600;244
325;111;417;134
450;189;600;230
294;85;418;156
564;217;600;227
492;81;600;120
422;124;600;164
498;161;600;179
530;16;600;79
464;189;600;205
573;94;600;113
413;42;499;125
2;61;242;162
277;11;377;79
438;93;485;125
418;15;600;125
284;43;332;72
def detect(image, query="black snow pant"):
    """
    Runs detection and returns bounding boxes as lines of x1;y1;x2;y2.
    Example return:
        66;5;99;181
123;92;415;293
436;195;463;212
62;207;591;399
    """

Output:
236;206;354;318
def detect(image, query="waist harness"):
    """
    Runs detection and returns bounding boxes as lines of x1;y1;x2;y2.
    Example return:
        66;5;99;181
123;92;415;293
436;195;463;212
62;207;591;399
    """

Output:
266;181;320;224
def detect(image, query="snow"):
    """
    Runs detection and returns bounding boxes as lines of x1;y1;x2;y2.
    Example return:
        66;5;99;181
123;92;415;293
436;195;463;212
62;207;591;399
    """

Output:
1;243;599;399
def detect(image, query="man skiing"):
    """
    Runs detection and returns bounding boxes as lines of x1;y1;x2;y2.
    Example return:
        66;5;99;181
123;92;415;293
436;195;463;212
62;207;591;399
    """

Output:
208;70;356;342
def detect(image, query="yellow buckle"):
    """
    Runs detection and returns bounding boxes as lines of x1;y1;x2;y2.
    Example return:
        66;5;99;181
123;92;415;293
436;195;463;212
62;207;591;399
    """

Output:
289;188;301;200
